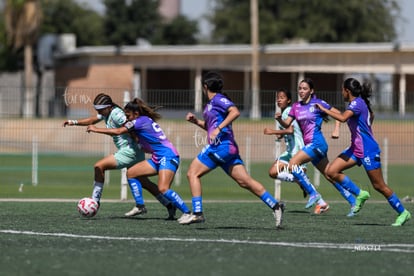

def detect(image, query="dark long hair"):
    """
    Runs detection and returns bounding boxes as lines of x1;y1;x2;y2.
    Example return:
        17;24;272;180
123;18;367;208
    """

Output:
343;78;373;113
202;71;231;100
300;78;329;122
93;93;122;109
124;98;162;122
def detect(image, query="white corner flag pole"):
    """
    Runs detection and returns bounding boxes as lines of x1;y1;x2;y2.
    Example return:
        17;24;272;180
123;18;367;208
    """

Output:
120;91;131;200
274;96;282;201
32;136;38;186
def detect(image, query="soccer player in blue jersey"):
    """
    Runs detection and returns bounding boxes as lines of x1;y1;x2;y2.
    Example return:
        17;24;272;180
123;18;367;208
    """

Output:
64;94;175;219
264;88;329;214
86;98;191;218
276;79;357;216
316;78;411;226
179;71;284;229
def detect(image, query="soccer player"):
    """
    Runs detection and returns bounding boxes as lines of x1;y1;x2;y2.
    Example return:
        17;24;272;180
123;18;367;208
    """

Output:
264;88;329;214
63;93;176;219
275;78;357;216
179;71;284;229
316;78;411;226
86;98;191;218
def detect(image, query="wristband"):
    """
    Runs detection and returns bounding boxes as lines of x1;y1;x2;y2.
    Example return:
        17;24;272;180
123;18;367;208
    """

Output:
69;120;78;125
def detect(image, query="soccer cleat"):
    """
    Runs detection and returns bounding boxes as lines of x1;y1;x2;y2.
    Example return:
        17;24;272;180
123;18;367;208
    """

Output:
305;193;321;209
314;203;329;214
352;190;370;214
273;203;285;229
391;210;411;226
124;205;147;217
347;206;356;217
178;213;205;225
166;204;177;220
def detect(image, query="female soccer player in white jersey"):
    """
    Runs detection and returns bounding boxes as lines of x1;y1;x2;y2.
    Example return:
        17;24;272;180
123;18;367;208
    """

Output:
86;98;191;218
179;71;284;229
264;88;330;214
63;93;176;219
316;78;411;226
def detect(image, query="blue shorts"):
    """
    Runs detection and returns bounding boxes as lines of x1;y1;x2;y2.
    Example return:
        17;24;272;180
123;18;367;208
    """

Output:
147;155;180;173
341;147;381;171
302;141;328;166
197;144;244;174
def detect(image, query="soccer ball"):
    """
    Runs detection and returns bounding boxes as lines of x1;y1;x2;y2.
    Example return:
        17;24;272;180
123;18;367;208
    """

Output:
77;197;99;218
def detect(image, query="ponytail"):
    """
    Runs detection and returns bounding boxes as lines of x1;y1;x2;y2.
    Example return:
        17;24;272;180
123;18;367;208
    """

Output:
124;98;162;121
343;78;373;113
361;82;373;114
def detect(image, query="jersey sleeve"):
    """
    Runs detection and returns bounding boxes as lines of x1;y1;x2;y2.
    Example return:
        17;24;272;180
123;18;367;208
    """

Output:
319;99;332;110
347;99;360;116
288;103;297;119
124;120;135;132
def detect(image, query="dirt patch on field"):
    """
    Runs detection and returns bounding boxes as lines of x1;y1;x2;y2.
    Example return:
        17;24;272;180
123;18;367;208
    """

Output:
1;119;413;164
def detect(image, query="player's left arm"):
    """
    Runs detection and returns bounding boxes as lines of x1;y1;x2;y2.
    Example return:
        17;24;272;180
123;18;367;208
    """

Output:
317;104;353;123
87;124;128;136
210;105;240;141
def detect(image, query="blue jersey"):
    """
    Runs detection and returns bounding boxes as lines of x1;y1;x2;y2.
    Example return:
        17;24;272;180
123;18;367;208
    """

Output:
288;97;331;147
203;93;239;154
346;97;380;158
125;116;179;164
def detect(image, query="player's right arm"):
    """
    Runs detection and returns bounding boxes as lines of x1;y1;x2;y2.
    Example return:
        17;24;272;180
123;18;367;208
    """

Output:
87;120;134;136
62;116;101;127
186;112;206;130
264;126;294;136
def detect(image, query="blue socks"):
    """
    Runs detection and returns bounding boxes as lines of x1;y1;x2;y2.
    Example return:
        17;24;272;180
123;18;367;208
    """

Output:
291;169;318;196
192;196;203;213
387;193;405;214
338;176;361;196
333;182;356;206
127;178;144;205
260;191;278;209
164;189;191;214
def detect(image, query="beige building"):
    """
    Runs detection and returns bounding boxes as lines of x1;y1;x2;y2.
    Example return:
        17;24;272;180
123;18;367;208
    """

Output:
55;42;414;117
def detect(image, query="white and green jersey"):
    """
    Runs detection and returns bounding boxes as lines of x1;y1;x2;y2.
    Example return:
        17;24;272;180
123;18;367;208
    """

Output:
280;106;304;155
97;106;136;150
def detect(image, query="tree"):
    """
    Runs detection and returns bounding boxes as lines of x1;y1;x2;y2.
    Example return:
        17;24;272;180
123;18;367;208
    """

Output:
0;12;21;71
152;15;199;45
209;0;400;44
40;0;105;46
4;0;42;117
103;0;199;46
103;0;161;46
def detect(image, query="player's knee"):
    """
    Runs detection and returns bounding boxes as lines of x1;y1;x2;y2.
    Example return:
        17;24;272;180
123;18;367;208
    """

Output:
325;167;337;180
268;167;277;179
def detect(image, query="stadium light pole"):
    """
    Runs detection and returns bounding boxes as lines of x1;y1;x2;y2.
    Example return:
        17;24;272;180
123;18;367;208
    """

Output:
250;0;261;119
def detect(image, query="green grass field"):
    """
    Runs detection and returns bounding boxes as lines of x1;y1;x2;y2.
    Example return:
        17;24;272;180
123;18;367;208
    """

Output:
1;154;413;275
0;201;413;275
1;154;413;201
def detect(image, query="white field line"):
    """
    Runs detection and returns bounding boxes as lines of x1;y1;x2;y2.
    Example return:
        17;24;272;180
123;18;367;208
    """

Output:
1;229;413;253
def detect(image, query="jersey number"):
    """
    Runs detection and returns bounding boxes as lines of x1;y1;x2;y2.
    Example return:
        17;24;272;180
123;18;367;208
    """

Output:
152;122;166;140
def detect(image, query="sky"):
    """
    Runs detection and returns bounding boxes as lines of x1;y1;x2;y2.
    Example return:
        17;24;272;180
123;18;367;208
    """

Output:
78;0;414;43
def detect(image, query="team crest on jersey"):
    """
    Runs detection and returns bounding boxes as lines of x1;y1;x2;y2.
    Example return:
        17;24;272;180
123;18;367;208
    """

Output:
350;100;357;107
207;104;212;111
309;105;315;113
